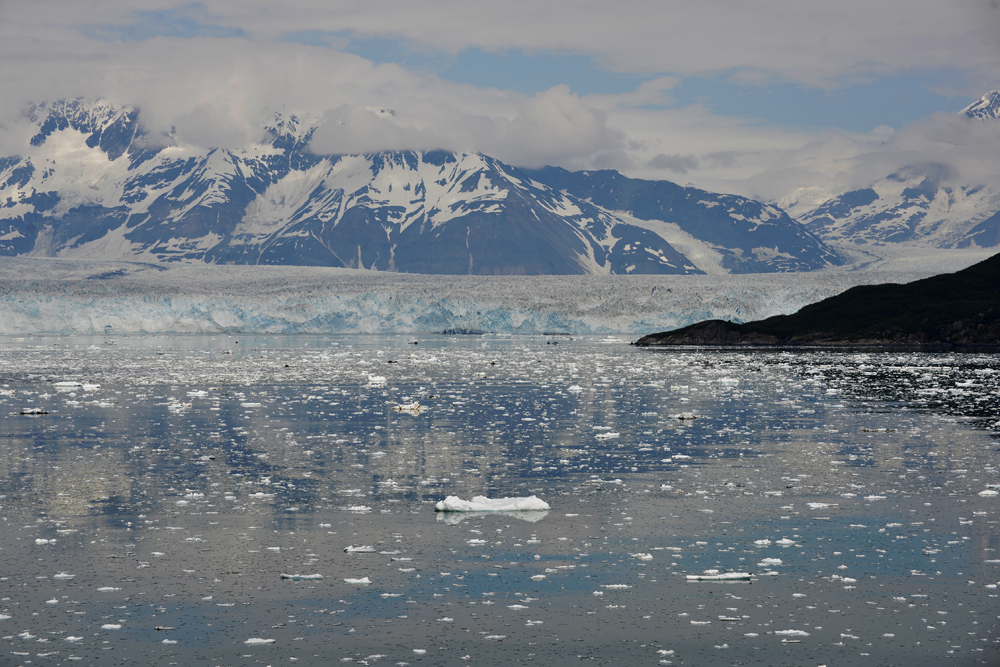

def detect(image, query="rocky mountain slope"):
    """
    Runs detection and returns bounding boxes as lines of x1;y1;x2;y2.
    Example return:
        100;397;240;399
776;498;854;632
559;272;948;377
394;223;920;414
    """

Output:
0;99;841;275
796;91;1000;250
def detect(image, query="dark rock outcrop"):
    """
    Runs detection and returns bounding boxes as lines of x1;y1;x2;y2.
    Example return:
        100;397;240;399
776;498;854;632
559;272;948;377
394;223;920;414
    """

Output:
635;253;1000;348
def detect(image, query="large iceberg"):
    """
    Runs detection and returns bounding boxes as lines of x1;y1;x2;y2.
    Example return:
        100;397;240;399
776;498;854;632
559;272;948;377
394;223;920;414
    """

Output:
435;495;551;512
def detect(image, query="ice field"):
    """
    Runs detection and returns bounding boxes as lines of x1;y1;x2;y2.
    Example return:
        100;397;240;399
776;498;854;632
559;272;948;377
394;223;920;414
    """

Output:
1;253;994;335
0;333;997;666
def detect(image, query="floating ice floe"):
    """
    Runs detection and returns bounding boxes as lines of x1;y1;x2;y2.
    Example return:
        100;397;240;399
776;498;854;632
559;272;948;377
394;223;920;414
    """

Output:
978;489;999;497
686;571;753;581
20;407;49;415
435;495;550;512
53;572;75;579
344;545;376;553
280;573;323;580
245;638;275;645
344;577;371;585
392;401;425;414
774;629;810;637
630;553;653;561
758;558;782;566
672;412;698;420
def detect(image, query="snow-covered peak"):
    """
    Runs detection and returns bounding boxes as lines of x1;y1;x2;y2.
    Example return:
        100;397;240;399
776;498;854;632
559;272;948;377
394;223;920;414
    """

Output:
262;109;319;146
961;90;1000;120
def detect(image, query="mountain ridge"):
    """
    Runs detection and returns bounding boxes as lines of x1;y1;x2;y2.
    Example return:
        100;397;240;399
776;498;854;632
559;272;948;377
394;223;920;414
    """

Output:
0;98;841;275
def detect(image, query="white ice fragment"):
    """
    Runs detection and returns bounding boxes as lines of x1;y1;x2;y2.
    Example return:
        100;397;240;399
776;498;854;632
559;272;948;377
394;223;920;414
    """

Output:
754;539;771;546
672;412;698;420
35;538;55;545
53;572;75;579
568;385;583;393
345;546;376;553
758;558;782;566
413;649;427;655
978;489;999;497
96;587;120;592
392;401;425;414
245;638;275;645
630;553;653;561
101;624;121;630
65;636;83;642
281;573;323;580
344;577;371;585
807;502;836;509
686;572;753;581
775;538;796;546
775;629;810;636
435;495;550;512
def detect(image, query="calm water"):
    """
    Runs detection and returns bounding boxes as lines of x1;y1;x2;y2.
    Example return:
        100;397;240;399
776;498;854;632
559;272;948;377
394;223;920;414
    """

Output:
0;334;998;666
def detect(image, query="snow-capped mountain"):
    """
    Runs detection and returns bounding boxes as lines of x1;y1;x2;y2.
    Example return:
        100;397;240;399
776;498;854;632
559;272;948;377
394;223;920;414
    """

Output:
798;91;1000;249
526;167;841;273
0;99;841;274
962;90;1000;120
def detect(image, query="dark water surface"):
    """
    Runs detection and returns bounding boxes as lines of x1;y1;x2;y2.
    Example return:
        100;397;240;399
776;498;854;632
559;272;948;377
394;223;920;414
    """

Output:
0;334;997;666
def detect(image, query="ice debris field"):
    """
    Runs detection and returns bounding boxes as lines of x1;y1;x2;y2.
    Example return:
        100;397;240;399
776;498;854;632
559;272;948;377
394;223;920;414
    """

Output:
0;333;998;666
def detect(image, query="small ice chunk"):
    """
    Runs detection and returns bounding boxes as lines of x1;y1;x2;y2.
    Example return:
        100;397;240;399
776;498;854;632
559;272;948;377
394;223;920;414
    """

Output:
96;587;120;592
101;624;121;630
630;553;653;560
775;629;810;636
344;577;371;585
53;572;75;579
245;638;275;645
281;573;323;580
758;558;782;566
345;545;376;553
392;402;425;414
978;489;999;497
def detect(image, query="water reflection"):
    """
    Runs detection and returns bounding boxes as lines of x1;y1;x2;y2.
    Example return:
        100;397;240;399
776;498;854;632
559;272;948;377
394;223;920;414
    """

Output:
0;336;997;666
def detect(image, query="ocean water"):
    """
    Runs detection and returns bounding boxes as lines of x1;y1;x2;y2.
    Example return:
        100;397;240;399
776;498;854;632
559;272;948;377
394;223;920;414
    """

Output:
0;333;997;666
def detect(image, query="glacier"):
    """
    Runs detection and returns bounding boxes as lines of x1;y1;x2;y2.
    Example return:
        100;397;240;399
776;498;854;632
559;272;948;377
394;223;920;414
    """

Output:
0;257;973;335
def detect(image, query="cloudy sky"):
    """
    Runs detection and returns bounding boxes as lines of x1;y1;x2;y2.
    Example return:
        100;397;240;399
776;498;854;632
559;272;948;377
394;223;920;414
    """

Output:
2;0;999;209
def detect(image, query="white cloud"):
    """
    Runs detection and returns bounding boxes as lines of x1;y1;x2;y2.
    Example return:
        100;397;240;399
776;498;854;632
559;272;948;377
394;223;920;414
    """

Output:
0;0;997;209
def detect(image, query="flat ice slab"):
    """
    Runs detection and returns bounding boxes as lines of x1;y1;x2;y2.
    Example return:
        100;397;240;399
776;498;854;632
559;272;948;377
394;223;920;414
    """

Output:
686;572;753;581
435;495;551;512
